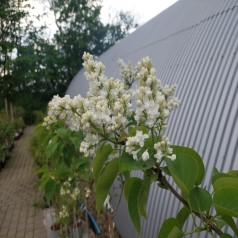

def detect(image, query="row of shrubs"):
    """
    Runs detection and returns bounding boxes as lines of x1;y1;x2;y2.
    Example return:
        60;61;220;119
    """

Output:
0;102;47;169
0;111;25;170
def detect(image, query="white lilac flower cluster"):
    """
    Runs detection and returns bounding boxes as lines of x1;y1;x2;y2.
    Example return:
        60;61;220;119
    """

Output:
60;181;71;196
60;180;81;201
134;57;179;131
125;130;149;160
59;205;69;219
118;59;137;90
85;187;91;198
43;53;180;162
154;137;176;163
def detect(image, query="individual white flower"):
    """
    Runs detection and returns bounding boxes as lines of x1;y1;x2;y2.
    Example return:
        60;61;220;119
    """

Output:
167;154;176;161
136;131;149;147
142;150;150;161
131;150;140;160
154;150;163;163
71;187;80;200
85;188;91;198
60;187;66;196
162;109;170;118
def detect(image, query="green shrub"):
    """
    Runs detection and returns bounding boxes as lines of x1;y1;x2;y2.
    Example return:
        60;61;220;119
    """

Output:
33;110;45;124
0;113;15;163
30;121;92;230
23;111;36;125
14;106;25;118
29;124;49;166
13;118;24;130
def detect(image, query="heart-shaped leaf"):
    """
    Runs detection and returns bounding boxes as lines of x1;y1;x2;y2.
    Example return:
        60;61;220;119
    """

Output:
93;144;113;185
189;187;212;213
95;158;119;214
214;187;238;218
158;218;183;238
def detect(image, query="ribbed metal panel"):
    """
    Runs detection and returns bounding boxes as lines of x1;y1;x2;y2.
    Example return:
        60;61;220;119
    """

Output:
67;0;238;237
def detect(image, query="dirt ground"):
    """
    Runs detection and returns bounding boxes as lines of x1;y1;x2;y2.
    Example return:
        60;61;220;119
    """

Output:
86;195;121;238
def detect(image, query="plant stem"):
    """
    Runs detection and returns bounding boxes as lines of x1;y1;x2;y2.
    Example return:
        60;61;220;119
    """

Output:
152;167;223;237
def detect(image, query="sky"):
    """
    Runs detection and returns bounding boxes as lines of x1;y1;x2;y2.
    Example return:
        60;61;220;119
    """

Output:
27;0;178;38
100;0;178;25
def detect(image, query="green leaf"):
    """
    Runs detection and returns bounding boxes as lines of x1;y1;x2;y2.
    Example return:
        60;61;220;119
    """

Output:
220;234;233;238
172;146;205;186
120;150;156;172
128;126;147;136
62;145;74;166
221;215;238;236
213;167;219;175
54;166;72;179
161;166;171;176
228;170;238;177
158;218;183;238
214;218;227;229
124;177;141;201
212;173;233;187
95;158;119;214
44;179;57;201
138;177;151;218
73;157;89;169
168;226;184;238
176;207;190;229
213;177;238;191
128;178;143;233
46;136;58;159
36;165;48;175
214;187;238;218
123;171;130;180
165;147;201;197
93;144;113;185
70;132;84;149
144;136;154;150
189;187;212;213
56;127;69;138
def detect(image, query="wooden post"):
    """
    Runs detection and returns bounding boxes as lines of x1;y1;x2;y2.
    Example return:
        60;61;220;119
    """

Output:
10;102;14;121
4;98;8;117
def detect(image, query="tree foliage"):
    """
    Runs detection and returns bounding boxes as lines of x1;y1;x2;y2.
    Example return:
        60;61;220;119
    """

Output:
50;0;138;86
0;0;27;100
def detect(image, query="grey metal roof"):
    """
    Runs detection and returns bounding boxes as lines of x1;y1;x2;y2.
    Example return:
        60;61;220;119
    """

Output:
67;0;238;237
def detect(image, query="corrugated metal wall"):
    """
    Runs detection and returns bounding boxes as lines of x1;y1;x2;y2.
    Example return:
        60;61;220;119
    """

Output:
67;0;238;237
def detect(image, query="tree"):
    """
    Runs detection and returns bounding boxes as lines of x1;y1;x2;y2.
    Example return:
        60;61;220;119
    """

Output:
0;0;28;110
49;0;138;88
104;11;138;48
11;27;62;101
